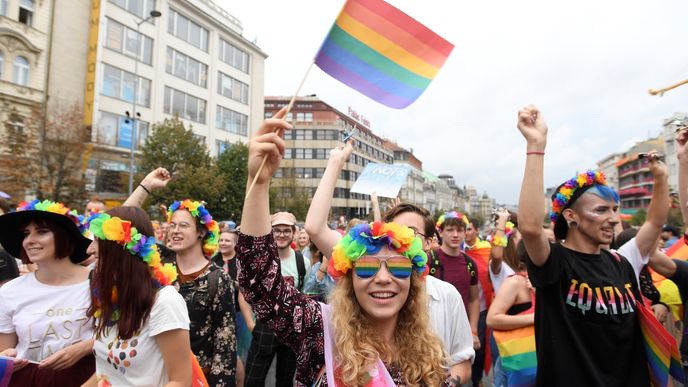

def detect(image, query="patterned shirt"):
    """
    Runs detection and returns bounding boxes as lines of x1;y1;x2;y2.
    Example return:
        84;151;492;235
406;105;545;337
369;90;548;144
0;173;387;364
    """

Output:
237;232;458;386
175;264;237;386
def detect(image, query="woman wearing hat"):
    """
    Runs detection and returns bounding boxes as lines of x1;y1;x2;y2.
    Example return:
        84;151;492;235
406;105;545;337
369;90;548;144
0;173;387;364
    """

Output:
516;105;648;386
0;200;95;386
237;109;454;385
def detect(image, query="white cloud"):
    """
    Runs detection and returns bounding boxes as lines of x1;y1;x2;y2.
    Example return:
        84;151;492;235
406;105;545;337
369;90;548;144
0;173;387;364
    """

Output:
218;0;688;203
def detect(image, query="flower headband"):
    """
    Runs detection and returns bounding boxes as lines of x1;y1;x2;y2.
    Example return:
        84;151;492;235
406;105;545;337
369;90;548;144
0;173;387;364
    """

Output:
550;170;608;222
436;211;469;229
167;199;219;257
328;222;428;280
88;213;177;286
17;199;86;233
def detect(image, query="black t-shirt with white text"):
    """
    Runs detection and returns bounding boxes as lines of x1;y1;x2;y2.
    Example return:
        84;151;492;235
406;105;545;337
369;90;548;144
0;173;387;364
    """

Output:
526;243;649;387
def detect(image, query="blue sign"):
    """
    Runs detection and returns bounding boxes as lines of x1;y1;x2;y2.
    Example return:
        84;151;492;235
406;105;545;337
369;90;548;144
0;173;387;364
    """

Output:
350;163;411;199
118;119;133;149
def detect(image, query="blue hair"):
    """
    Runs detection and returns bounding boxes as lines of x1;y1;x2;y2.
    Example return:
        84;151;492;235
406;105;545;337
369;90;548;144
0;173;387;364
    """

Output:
586;184;619;203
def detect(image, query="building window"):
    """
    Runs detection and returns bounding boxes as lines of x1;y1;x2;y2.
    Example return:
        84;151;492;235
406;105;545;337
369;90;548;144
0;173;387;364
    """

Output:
97;111;149;149
216;105;248;136
12;56;29;86
163;86;206;124
105;19;153;65
18;0;33;26
295;112;313;122
219;39;250;73
0;0;7;16
216;140;231;155
165;47;208;87
168;9;208;51
108;0;155;21
102;64;151;107
217;72;249;104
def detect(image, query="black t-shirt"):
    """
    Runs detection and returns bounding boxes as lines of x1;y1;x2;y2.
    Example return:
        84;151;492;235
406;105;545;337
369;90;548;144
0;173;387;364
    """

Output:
526;243;649;387
670;259;688;303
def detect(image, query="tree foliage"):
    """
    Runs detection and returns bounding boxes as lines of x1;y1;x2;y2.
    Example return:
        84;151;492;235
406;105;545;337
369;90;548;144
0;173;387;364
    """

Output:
0;102;89;207
139;117;225;219
215;143;248;221
630;209;647;226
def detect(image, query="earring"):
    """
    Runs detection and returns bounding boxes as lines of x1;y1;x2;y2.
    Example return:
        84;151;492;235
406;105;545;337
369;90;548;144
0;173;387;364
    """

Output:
568;221;578;228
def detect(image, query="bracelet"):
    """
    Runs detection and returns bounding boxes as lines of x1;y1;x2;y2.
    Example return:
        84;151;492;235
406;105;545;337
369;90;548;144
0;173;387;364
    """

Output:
526;151;545;155
492;234;508;247
319;268;328;274
139;183;151;194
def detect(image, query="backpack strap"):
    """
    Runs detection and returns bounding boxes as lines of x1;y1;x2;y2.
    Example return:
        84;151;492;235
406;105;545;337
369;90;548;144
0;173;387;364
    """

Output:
208;267;221;305
295;250;306;292
429;249;443;280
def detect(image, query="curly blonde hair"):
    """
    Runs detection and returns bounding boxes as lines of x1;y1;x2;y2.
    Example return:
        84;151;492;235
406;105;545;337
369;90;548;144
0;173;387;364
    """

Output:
329;272;447;386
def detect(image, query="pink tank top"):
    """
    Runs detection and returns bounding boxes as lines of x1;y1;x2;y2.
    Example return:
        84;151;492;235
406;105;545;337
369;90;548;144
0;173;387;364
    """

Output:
320;303;396;386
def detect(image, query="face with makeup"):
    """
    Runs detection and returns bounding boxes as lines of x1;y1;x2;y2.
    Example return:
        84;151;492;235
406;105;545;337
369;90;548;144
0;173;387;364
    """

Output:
563;191;619;245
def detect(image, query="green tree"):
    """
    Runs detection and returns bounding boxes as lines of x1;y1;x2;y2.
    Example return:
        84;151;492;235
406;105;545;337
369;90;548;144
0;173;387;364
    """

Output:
139;117;225;218
630;209;647;226
0;108;39;201
215;143;248;221
271;164;310;221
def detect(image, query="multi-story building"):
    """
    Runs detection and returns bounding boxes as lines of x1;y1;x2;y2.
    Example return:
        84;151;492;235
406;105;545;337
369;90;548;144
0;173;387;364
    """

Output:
0;0;50;141
82;0;267;198
597;152;622;191
266;95;394;220
616;137;664;214
423;171;454;214
384;140;424;208
0;0;266;202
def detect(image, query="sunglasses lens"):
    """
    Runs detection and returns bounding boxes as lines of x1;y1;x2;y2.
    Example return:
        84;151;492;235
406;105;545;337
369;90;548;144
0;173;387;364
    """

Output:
353;256;413;279
387;257;413;278
354;257;380;279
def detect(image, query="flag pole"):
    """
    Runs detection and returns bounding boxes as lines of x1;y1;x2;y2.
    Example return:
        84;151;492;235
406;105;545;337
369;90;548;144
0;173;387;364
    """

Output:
245;60;316;199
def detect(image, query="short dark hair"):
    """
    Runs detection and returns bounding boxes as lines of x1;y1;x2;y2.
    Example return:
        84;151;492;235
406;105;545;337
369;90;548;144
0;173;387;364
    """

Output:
467;217;481;230
663;225;680;237
18;218;75;264
383;203;435;238
439;217;466;232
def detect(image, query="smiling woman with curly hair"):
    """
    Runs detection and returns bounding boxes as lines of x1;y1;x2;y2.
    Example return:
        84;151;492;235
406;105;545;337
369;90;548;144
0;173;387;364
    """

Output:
237;109;454;386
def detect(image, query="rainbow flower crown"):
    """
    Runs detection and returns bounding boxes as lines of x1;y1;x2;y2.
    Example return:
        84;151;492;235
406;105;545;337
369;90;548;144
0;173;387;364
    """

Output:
167;199;219;257
18;199;86;233
436;211;469;229
550;170;608;222
88;213;177;286
328;222;428;280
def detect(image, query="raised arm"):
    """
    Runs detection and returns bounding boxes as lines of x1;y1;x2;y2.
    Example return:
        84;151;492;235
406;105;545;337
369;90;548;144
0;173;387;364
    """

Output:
633;155;669;257
489;209;511;275
516;105;551;266
677;129;688;224
122;167;171;207
304;142;353;258
371;192;382;222
648;248;677;278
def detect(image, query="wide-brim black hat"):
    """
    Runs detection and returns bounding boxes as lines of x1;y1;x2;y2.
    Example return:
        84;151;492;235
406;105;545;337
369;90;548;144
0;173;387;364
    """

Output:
0;210;91;263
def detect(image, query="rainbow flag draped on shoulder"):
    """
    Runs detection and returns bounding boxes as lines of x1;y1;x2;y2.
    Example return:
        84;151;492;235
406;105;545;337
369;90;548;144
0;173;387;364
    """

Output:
315;0;454;108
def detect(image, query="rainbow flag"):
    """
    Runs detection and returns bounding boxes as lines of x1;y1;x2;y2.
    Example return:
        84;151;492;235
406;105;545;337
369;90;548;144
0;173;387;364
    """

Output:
493;327;537;387
667;237;688;260
636;298;685;387
0;357;12;387
315;0;454;108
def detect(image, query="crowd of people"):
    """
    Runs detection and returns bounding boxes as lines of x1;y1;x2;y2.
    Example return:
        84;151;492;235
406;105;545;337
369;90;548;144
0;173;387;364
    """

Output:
0;105;688;386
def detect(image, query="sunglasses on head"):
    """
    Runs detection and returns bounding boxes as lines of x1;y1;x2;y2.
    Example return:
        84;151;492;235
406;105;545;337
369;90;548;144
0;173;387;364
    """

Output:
353;255;413;279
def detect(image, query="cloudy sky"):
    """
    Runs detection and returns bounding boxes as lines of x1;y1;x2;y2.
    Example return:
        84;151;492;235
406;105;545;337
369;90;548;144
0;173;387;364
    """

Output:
218;0;688;204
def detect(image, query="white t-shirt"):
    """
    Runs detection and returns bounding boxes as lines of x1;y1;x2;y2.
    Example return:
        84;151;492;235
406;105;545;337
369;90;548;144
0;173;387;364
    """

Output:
93;286;189;387
426;275;475;365
280;249;311;289
615;237;648;283
0;273;93;361
489;261;516;294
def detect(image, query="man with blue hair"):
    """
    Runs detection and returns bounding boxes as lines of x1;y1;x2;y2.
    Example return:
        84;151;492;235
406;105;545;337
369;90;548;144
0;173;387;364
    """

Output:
516;105;649;386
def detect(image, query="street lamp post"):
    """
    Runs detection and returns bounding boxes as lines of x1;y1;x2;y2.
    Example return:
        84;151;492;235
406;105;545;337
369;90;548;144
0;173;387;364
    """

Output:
127;9;162;195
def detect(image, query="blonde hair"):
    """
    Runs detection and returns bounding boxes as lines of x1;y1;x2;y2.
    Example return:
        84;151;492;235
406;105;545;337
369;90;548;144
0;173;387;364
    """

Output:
329;273;446;386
